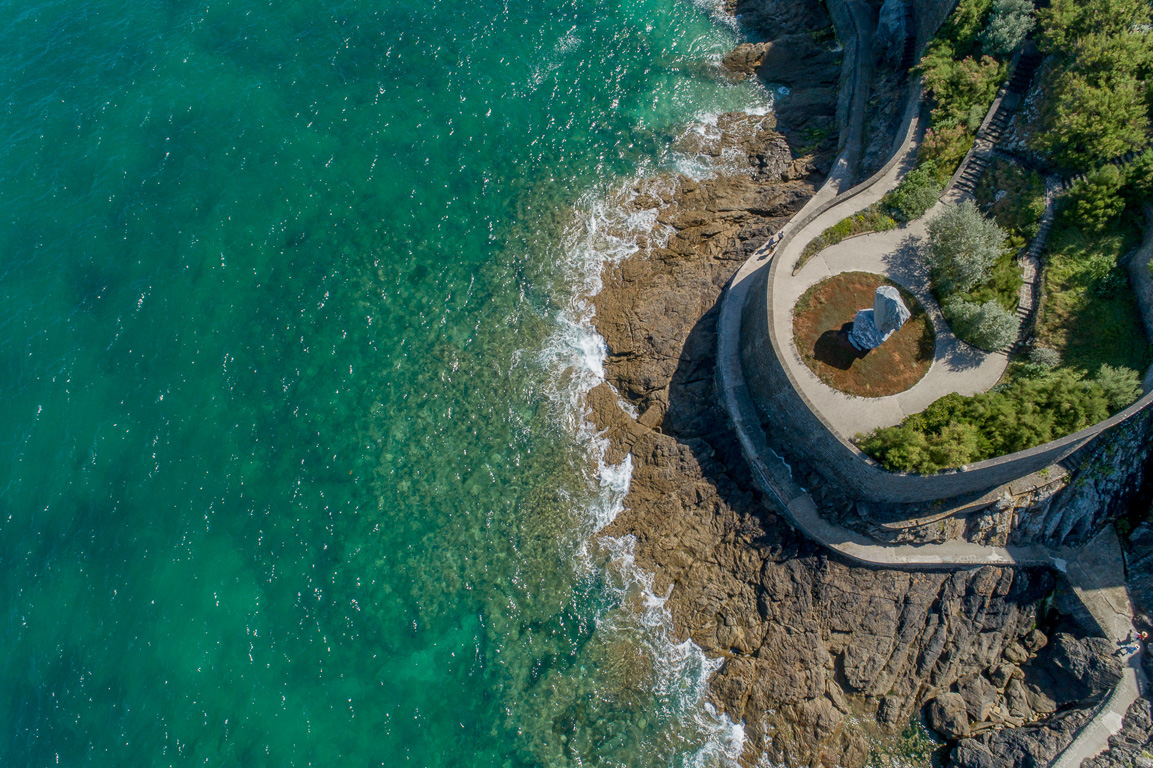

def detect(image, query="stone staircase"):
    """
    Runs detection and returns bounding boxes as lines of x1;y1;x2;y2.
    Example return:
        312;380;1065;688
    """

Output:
1010;180;1059;353
949;49;1042;199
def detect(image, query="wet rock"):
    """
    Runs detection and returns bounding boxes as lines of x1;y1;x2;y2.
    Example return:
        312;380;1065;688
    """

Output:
929;693;972;739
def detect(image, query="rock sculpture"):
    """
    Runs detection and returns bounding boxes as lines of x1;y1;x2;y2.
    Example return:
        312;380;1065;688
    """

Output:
848;285;911;351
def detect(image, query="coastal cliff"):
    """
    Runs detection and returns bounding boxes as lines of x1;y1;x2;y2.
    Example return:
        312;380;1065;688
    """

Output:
585;1;1153;766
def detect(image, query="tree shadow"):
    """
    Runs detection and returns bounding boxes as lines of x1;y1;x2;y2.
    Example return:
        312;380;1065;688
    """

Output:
813;322;868;370
879;233;929;289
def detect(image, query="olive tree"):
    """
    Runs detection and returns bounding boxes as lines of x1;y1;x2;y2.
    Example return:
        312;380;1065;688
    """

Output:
926;200;1008;295
982;0;1035;56
944;297;1020;351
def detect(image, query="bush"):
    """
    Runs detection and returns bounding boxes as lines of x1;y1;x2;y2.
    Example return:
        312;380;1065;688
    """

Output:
982;0;1035;57
1094;364;1142;410
884;162;942;222
920;54;1008;132
927;201;1008;295
1029;346;1061;368
939;0;995;56
1063;165;1126;233
944;297;1020;350
859;369;1113;473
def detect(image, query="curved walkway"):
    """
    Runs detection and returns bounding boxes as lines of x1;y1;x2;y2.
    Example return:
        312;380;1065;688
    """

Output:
780;202;1008;437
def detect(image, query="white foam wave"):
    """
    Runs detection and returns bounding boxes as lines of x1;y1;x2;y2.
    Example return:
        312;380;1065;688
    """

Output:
536;144;763;762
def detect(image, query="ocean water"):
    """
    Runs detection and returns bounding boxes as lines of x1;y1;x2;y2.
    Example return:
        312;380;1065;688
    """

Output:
0;0;770;765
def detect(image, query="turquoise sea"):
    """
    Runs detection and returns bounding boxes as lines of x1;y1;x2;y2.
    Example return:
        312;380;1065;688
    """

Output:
0;0;772;764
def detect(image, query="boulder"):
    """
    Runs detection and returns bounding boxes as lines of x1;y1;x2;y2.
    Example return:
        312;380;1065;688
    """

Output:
1026;632;1123;705
950;740;1000;768
958;675;998;723
873;285;911;335
928;693;971;739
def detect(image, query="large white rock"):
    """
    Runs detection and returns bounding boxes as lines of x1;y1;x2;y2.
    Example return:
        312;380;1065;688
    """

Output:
848;286;911;351
874;285;911;336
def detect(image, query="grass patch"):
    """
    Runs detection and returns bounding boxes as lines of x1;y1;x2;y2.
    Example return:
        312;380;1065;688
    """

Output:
796;204;897;270
793;272;935;397
1035;219;1152;374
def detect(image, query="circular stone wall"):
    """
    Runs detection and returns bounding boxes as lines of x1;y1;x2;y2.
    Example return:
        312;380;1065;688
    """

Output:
792;271;934;397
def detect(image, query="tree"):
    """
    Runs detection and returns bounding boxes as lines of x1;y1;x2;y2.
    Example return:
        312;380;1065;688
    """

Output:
1094;364;1142;410
1032;72;1150;170
1039;0;1152;54
944;297;1020;351
982;0;1035;57
1064;164;1126;232
927;201;1008;295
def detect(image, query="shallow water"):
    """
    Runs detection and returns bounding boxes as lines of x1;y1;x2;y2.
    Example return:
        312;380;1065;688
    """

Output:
0;0;772;765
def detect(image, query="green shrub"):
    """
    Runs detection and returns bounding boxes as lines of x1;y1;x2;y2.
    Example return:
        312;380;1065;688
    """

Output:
1062;165;1126;233
953;248;1023;312
939;0;995;56
859;369;1113;473
1094;364;1143;410
982;0;1035;56
883;162;942;223
944;297;1020;350
1033;0;1153;170
1030;346;1061;368
927;201;1008;295
921;54;1008;132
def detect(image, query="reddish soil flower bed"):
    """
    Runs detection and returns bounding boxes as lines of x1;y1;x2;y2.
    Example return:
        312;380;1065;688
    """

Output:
792;271;935;397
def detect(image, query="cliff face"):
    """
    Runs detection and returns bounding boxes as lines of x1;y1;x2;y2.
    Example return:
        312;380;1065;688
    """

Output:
585;2;1151;766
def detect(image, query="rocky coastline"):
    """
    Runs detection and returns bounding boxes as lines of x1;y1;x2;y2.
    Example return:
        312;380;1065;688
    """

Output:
584;1;1153;766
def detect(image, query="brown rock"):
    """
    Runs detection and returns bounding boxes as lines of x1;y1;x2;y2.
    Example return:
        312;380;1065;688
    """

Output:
929;693;972;739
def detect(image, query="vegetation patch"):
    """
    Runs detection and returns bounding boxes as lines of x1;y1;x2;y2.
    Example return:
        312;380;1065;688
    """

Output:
858;366;1140;474
793;272;934;397
1035;219;1152;374
927;200;1021;350
975;156;1046;248
882;161;942;223
1032;0;1153;171
915;0;1015;182
796;203;897;270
